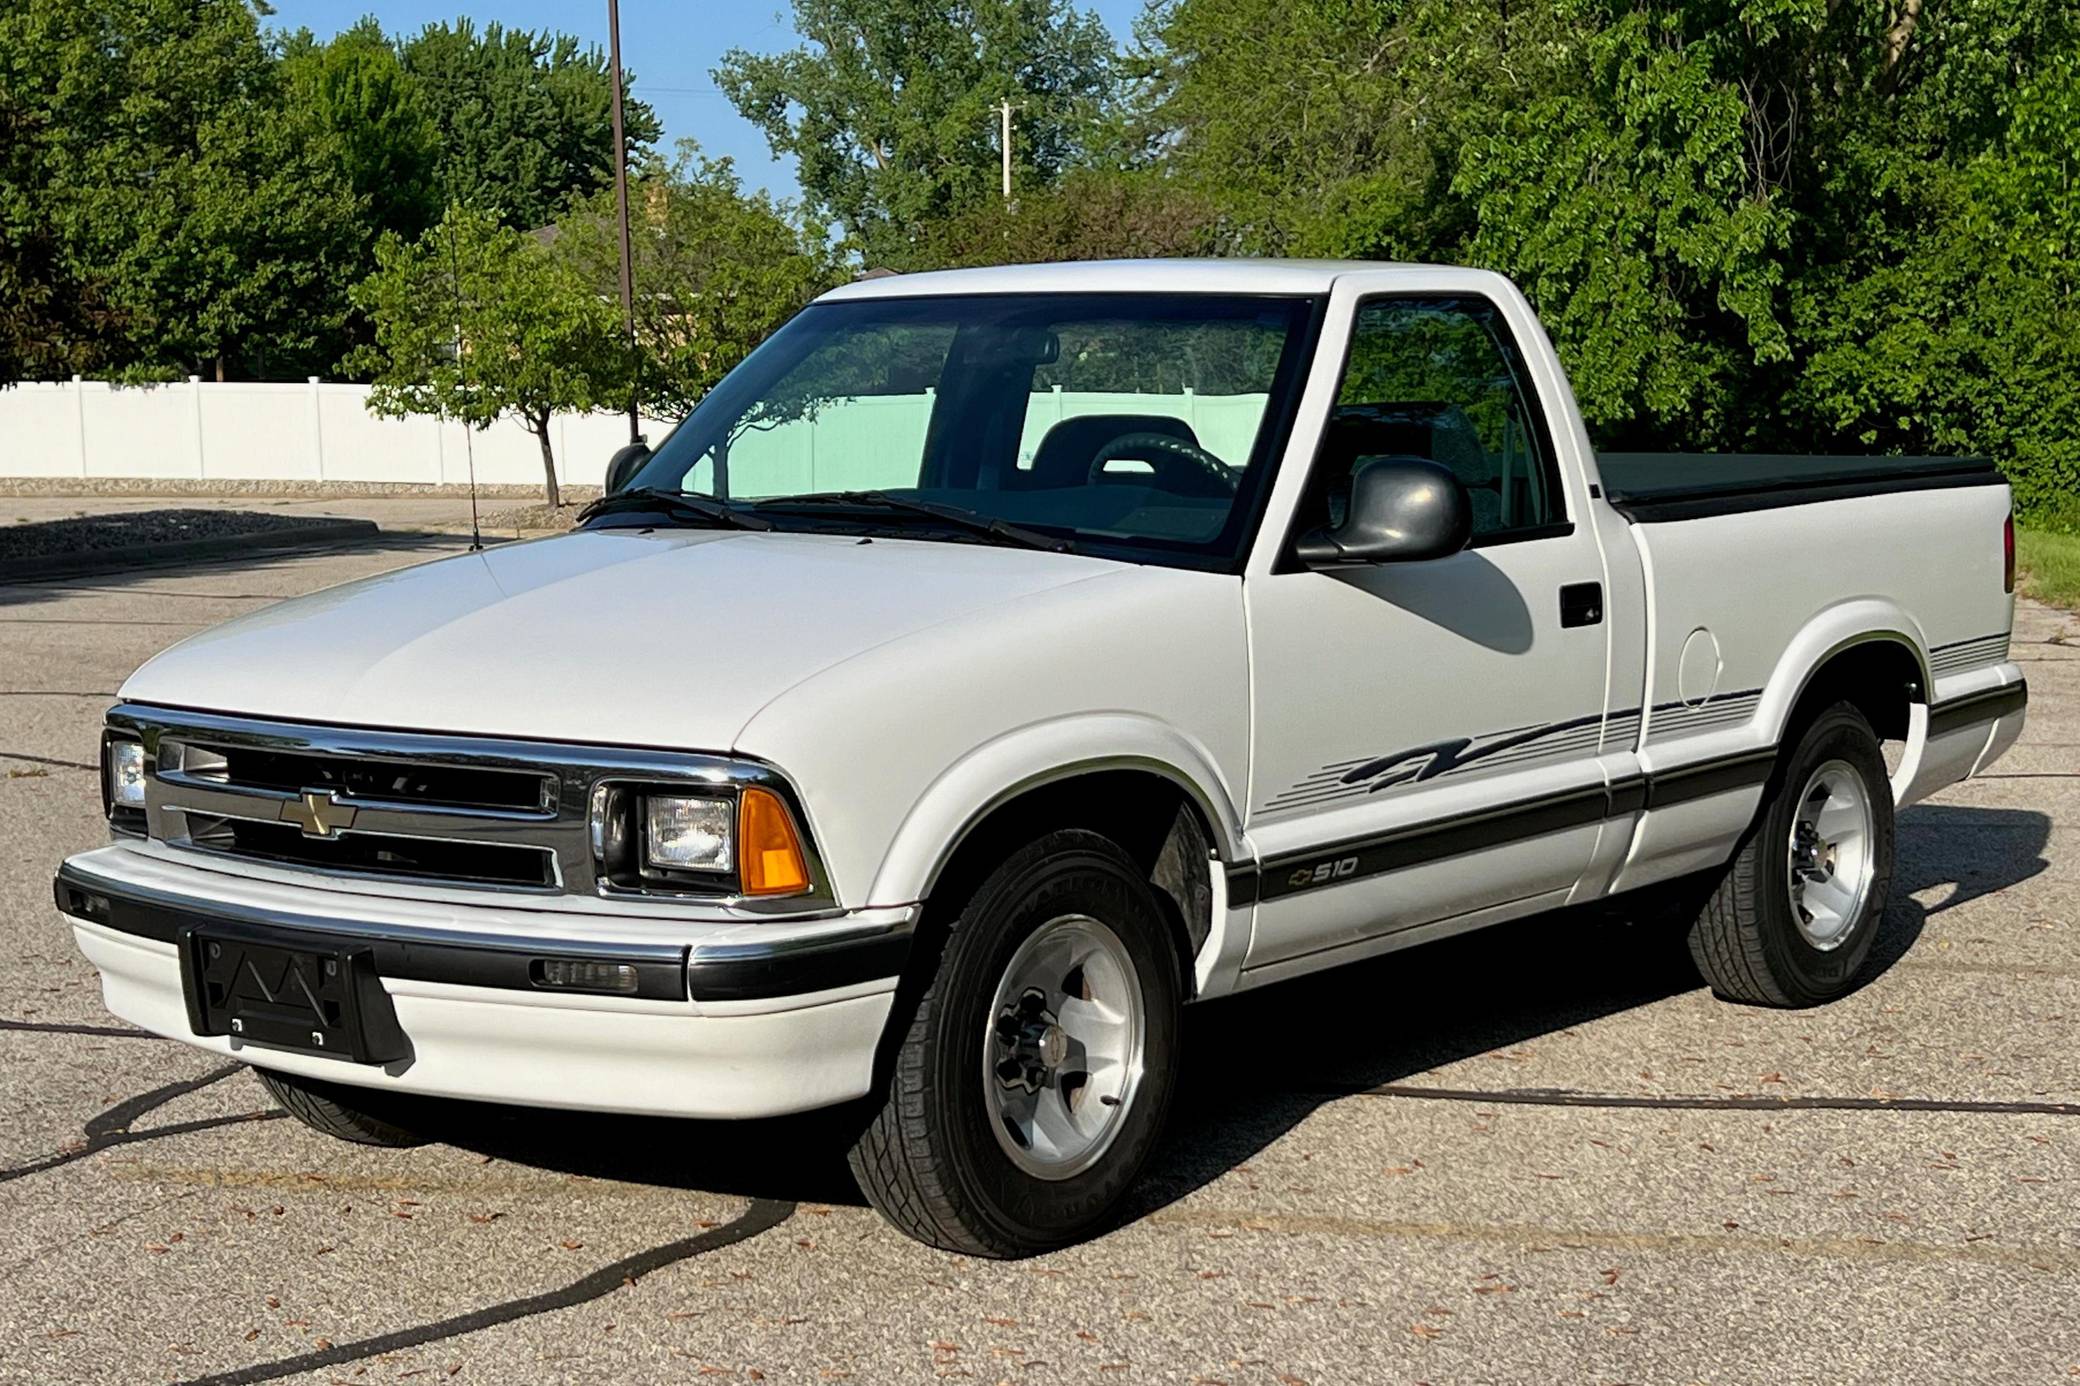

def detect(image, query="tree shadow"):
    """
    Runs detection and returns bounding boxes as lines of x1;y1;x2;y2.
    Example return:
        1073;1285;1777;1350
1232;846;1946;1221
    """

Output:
397;802;2052;1233
0;525;477;610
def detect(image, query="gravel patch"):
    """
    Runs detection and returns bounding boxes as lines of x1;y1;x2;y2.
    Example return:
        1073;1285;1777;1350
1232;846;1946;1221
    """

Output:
0;476;599;502
478;503;585;533
0;508;360;561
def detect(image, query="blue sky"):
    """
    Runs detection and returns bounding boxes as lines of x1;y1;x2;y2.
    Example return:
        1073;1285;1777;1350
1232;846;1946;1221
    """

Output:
272;2;1148;202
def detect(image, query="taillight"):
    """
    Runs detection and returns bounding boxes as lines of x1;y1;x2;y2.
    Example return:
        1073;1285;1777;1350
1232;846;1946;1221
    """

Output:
2004;514;2016;594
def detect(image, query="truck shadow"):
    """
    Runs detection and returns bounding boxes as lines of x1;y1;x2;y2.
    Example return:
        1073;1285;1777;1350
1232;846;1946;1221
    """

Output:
1135;800;2051;1218
402;802;2051;1229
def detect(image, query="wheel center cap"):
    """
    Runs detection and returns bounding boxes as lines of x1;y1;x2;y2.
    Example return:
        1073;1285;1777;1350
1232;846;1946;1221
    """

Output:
1038;1024;1069;1070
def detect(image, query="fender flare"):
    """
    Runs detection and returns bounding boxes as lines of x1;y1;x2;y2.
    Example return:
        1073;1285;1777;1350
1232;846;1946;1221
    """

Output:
1757;599;1932;745
865;712;1247;908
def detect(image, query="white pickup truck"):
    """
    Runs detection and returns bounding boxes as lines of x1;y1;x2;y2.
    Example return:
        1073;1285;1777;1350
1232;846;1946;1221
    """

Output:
57;260;2026;1256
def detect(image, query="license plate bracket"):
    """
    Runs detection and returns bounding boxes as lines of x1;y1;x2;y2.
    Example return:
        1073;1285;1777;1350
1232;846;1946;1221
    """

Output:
178;921;409;1065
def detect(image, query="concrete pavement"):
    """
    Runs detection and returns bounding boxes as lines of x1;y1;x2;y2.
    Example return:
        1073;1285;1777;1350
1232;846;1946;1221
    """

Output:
1;536;2075;1384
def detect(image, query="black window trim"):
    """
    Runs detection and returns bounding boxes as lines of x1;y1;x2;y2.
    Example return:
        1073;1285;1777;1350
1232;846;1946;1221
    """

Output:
1277;289;1576;570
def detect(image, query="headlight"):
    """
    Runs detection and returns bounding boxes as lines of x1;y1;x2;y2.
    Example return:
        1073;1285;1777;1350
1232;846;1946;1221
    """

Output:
591;781;815;898
643;794;733;873
105;737;147;811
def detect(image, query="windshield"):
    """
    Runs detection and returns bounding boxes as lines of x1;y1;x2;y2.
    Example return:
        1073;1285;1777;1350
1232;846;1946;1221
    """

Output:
617;291;1319;568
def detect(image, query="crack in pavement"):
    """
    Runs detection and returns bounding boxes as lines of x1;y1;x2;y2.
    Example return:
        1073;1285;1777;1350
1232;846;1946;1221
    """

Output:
0;1064;280;1186
0;616;209;626
3;585;280;600
169;1197;798;1386
1;750;96;772
1338;1082;2080;1118
1972;771;2080;779
0;1017;158;1039
1894;955;2080;981
1147;1205;2080;1273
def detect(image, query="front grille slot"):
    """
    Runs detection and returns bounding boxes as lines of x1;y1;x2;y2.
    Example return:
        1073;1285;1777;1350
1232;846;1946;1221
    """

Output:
183;813;557;889
175;742;551;813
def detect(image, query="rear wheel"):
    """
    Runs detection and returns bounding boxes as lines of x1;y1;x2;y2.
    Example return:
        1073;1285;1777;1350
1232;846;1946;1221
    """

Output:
1687;701;1894;1006
849;830;1182;1257
255;1067;428;1147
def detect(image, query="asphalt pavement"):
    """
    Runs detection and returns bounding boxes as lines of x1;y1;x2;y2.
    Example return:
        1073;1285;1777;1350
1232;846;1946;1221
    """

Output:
1;534;2075;1384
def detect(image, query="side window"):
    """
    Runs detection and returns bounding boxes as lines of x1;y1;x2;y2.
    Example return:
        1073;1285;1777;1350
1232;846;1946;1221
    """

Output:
1316;297;1563;540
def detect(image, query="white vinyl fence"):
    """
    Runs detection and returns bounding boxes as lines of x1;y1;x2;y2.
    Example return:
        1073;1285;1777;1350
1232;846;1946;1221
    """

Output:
0;377;669;489
0;377;1272;491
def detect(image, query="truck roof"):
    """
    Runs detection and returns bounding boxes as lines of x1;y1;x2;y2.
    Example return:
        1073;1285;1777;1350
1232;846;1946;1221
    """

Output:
818;257;1449;301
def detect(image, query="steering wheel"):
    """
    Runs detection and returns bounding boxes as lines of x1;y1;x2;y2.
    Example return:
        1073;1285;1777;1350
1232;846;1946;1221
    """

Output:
1086;432;1238;499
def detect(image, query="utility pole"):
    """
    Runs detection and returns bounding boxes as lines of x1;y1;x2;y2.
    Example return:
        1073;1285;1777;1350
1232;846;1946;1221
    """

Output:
999;99;1013;203
607;0;639;444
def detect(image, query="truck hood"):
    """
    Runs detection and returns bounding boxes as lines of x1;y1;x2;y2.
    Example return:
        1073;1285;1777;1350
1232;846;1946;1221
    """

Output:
120;529;1118;749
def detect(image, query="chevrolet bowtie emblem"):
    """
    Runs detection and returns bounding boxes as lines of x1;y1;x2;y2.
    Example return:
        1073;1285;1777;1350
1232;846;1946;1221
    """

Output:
280;789;356;839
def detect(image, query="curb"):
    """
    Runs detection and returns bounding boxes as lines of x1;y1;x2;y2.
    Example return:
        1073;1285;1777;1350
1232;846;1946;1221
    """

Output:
0;519;385;582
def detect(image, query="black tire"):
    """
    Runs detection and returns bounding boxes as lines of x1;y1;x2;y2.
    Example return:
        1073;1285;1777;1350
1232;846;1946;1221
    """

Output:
1687;701;1895;1006
848;829;1183;1257
255;1067;429;1147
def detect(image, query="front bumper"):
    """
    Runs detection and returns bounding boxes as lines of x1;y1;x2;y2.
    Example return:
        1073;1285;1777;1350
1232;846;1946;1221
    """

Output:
54;847;913;1119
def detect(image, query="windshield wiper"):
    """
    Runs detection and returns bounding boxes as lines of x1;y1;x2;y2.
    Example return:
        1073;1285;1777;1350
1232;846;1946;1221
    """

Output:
750;491;1074;553
578;487;773;531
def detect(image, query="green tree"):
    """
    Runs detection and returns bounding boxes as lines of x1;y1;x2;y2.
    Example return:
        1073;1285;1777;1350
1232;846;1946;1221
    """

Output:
347;206;627;506
280;19;442;244
1794;52;2080;531
1144;0;1482;258
0;0;361;382
400;20;662;233
554;146;843;419
909;167;1219;266
0;3;122;382
716;0;1117;261
1450;6;1795;444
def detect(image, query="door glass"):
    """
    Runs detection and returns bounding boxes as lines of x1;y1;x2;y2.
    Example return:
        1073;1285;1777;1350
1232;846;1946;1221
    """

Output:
1317;298;1563;539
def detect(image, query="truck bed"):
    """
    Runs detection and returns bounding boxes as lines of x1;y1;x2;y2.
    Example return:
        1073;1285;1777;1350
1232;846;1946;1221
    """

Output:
1597;453;2003;523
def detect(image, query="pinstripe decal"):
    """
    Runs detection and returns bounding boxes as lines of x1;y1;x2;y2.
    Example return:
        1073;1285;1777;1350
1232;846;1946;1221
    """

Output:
1643;689;1763;745
1929;632;2010;676
1235;679;2026;903
1264;688;1765;816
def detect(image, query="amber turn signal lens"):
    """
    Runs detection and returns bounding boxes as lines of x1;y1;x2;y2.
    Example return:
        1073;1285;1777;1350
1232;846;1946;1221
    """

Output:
738;787;810;896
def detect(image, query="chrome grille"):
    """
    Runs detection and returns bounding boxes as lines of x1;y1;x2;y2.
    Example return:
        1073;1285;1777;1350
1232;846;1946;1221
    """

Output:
180;811;560;889
174;741;552;813
106;704;832;910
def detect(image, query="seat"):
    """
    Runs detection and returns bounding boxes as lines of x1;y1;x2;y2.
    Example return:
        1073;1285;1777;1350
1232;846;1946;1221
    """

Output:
1024;414;1201;490
1317;406;1504;532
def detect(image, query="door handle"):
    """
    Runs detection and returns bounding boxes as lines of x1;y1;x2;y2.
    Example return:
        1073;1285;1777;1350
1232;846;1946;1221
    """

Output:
1560;581;1603;628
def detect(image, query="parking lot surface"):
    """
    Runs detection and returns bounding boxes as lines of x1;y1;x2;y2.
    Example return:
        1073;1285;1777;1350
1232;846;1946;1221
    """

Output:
2;535;2075;1384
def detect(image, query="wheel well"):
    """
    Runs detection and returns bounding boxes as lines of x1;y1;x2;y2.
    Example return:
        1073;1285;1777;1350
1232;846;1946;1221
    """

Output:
1789;639;1922;744
924;769;1216;986
860;769;1219;1105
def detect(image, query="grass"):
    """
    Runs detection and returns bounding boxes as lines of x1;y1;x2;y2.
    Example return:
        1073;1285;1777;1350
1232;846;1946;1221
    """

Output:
2017;527;2080;611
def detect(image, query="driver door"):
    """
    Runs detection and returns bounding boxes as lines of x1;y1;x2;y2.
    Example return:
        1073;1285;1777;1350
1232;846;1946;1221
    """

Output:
1242;292;1613;971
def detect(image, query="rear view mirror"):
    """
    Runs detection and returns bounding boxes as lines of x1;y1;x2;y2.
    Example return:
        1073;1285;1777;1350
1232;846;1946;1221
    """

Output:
1295;456;1472;566
604;442;651;495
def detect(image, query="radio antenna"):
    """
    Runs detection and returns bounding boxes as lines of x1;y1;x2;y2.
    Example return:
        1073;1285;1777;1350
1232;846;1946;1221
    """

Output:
441;195;485;553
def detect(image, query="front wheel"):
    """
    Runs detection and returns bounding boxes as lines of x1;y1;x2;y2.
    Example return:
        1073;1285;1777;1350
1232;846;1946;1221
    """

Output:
255;1067;429;1147
1687;700;1895;1006
848;830;1182;1257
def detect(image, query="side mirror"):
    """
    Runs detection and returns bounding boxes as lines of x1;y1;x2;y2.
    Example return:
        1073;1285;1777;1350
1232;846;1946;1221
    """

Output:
604;441;651;495
1294;456;1472;567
